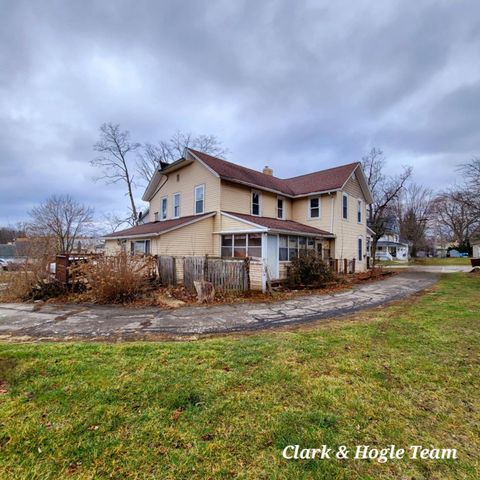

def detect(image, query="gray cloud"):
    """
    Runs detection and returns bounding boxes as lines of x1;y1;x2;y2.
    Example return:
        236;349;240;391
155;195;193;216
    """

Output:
1;0;480;225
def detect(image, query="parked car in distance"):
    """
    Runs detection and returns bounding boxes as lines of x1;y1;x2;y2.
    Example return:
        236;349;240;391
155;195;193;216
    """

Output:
375;251;393;261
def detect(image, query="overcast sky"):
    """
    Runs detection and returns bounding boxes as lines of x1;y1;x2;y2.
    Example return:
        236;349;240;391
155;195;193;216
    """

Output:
1;0;480;227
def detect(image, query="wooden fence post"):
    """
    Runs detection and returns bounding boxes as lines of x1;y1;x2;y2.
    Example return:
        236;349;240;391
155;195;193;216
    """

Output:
343;258;348;275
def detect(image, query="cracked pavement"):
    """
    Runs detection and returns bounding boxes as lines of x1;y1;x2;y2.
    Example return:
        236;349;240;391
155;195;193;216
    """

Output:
0;272;440;341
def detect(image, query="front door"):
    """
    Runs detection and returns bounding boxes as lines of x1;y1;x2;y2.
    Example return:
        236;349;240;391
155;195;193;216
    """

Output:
266;235;279;279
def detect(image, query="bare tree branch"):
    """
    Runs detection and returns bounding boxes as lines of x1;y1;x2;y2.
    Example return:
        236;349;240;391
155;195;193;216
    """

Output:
28;195;94;254
91;123;140;226
136;130;228;184
361;147;412;263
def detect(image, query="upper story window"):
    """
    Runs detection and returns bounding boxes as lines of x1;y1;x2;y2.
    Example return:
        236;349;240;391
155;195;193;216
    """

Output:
161;196;168;220
342;193;348;220
357;199;362;223
309;198;320;218
195;184;205;214
251;190;261;216
277;197;284;219
173;193;180;218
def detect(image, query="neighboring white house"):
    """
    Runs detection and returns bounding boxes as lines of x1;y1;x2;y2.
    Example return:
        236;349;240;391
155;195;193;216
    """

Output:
472;238;480;258
375;218;409;261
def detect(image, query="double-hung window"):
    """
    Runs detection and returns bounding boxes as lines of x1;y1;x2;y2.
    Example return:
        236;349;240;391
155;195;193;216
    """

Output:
358;237;363;261
173;193;180;218
161;197;168;220
342;193;348;219
309;198;320;218
195;185;205;214
277;197;284;219
357;199;362;223
251;191;260;216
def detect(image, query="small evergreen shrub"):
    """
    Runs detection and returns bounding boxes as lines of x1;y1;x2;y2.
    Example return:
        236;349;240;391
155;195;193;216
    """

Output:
287;251;333;288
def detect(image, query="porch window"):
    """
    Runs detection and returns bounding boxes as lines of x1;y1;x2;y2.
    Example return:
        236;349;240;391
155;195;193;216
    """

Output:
279;235;288;261
248;233;262;257
342;193;348;219
277;197;284;219
195;185;205;214
221;233;263;258
221;235;233;257
251;191;260;216
233;234;247;257
131;240;150;255
161;197;168;220
309;198;320;218
288;236;298;260
357;199;362;223
173;193;180;218
280;235;316;261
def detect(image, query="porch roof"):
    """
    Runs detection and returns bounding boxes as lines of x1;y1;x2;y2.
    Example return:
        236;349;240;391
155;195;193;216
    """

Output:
103;212;216;240
221;211;334;237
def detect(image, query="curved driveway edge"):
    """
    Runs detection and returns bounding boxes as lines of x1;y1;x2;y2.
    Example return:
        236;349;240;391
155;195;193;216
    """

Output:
0;271;440;341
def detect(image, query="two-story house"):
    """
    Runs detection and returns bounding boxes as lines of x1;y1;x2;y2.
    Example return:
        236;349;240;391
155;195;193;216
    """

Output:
375;216;409;261
104;148;374;287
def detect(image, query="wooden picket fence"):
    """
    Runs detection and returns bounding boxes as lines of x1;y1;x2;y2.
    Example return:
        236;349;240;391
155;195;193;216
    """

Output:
157;255;176;286
182;256;250;293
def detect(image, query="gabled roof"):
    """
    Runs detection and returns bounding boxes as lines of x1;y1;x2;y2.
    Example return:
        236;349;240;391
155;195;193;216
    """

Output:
222;211;334;237
189;149;370;200
104;212;215;239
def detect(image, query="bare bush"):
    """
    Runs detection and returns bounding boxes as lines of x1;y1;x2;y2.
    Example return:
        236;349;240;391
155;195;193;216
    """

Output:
1;237;58;301
77;254;156;303
287;252;333;288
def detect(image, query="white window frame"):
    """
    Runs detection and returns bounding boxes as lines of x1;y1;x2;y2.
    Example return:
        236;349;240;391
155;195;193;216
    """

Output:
357;199;362;223
194;184;205;215
251;190;261;216
173;192;181;218
160;196;168;220
308;197;321;219
342;193;348;220
277;196;285;219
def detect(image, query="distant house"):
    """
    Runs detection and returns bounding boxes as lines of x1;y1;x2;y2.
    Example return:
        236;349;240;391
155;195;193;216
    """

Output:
471;238;480;258
104;148;374;288
375;217;409;261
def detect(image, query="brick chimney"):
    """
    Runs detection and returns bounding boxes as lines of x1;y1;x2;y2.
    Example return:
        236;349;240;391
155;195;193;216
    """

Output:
263;166;273;176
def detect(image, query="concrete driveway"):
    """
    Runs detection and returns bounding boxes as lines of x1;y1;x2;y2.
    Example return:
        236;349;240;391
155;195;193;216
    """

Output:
384;265;472;273
0;271;439;341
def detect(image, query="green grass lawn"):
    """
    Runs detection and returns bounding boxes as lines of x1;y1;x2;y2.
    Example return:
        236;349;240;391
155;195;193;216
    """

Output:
1;274;479;479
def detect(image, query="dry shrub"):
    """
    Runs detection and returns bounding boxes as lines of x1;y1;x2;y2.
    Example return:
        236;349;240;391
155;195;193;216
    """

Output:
0;237;58;301
287;251;334;288
77;253;155;303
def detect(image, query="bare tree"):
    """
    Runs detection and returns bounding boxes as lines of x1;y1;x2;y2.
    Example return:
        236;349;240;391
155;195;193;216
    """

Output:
431;190;479;247
395;183;433;257
456;157;480;217
137;131;227;184
28;195;94;253
361;148;412;263
92;123;140;226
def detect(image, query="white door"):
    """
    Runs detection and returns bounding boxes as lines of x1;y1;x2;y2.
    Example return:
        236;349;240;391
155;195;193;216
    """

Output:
266;235;279;279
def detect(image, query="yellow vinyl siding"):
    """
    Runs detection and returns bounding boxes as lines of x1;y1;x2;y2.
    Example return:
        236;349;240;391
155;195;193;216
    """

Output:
291;194;335;233
220;181;292;219
332;175;368;270
148;160;221;221
154;216;215;256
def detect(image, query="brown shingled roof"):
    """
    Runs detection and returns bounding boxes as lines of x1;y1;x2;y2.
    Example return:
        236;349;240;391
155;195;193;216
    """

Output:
223;212;334;236
104;212;215;238
189;149;359;197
